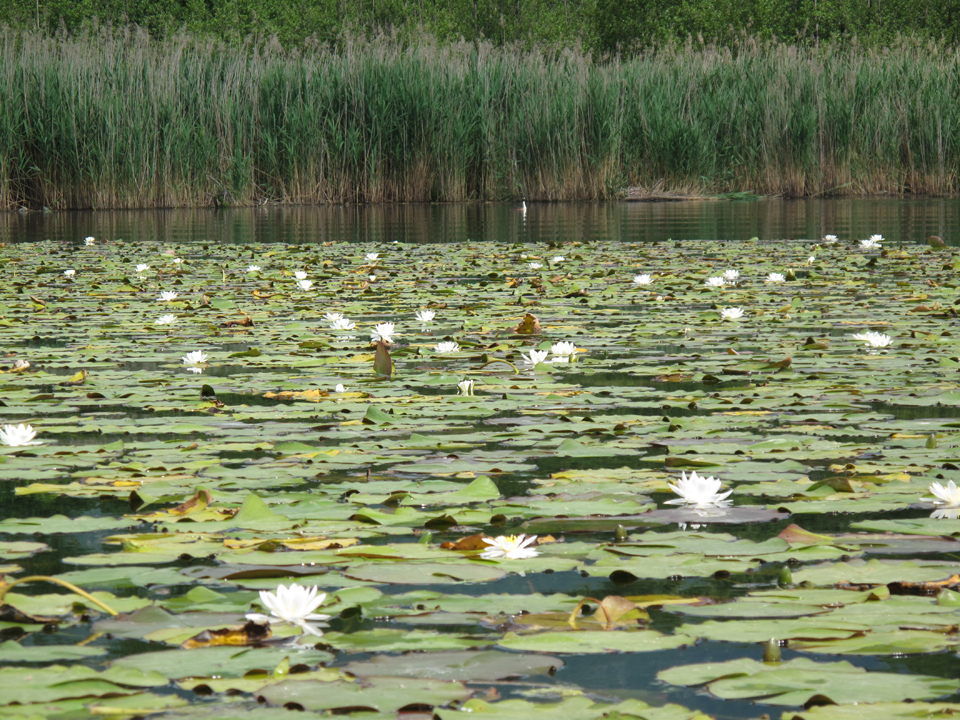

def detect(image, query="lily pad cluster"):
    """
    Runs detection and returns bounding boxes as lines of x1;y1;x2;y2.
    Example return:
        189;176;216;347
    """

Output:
1;234;960;718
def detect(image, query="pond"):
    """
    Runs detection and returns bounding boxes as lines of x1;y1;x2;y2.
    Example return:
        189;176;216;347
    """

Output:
1;198;960;720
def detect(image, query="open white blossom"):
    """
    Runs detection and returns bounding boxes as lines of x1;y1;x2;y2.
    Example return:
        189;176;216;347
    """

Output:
435;341;460;354
245;583;330;637
0;424;42;447
158;291;179;302
371;322;396;344
246;265;261;272
550;341;578;362
84;236;96;245
529;262;543;270
63;269;75;277
366;253;379;262
181;350;209;366
330;318;356;331
633;274;653;285
481;534;539;560
552;256;565;262
720;307;744;321
335;383;347;393
415;309;436;323
522;349;551;367
723;269;740;281
860;236;883;250
294;270;308;280
172;258;183;265
155;314;177;326
704;276;725;287
807;256;816;264
458;379;475;396
136;264;150;273
324;312;345;323
822;234;838;244
766;272;785;283
852;330;893;348
665;471;733;508
368;275;377;282
928;480;960;508
296;279;314;291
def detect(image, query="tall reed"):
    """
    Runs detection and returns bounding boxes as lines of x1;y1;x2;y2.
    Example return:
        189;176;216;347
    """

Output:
1;28;960;209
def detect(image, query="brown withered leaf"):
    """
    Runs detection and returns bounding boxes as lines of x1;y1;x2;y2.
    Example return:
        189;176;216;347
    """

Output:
441;534;489;551
58;370;88;386
221;316;254;328
762;356;792;370
181;620;271;649
373;339;393;377
887;575;960;597
512;313;541;334
29;295;46;306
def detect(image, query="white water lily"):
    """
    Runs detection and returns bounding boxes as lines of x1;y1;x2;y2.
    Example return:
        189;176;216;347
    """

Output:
158;291;179;302
155;314;177;326
823;234;838;244
552;256;565;262
435;341;460;354
172;258;183;265
294;270;308;280
181;350;208;366
84;236;95;245
415;309;436;323
860;236;882;250
720;307;744;321
665;470;733;508
550;341;578;362
368;275;377;282
852;330;893;348
246;265;261;272
522;348;551;367
324;312;344;323
296;279;314;291
335;383;347;393
529;262;542;270
330;317;356;331
633;274;653;285
458;379;475;396
765;272;785;283
807;256;816;264
136;264;150;273
0;424;42;447
245;583;330;637
704;276;725;287
928;480;960;507
63;269;75;277
371;322;396;343
723;269;740;281
481;534;539;560
366;253;379;262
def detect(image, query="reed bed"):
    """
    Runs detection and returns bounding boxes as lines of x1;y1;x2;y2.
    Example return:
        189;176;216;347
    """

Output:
2;28;960;209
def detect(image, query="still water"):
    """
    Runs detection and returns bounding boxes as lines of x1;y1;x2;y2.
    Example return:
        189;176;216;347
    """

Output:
4;197;960;245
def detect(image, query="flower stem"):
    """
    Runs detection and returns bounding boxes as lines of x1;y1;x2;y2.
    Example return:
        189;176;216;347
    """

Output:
0;576;119;616
474;359;519;373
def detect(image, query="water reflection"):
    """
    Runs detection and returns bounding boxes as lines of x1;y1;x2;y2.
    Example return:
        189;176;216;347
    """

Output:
931;508;960;520
5;197;960;246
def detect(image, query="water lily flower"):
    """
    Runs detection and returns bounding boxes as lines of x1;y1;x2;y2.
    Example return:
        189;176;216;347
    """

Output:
63;269;75;277
324;312;344;322
723;269;740;281
928;480;960;507
720;307;744;321
245;583;330;637
0;424;42;447
633;274;653;285
665;470;733;508
807;256;816;264
435;341;460;353
172;258;183;265
704;276;725;287
522;349;551;367
529;262;543;270
458;379;475;396
371;322;396;343
136;264;150;273
823;234;838;243
335;383;347;393
296;279;314;291
368;275;377;282
155;314;177;326
294;270;308;280
852;330;893;348
552;256;565;262
12;359;29;371
765;272;785;283
158;291;179;302
481;534;539;560
246;265;261;272
330;318;356;331
550;341;578;362
860;236;882;250
366;253;379;262
415;309;436;323
181;350;209;365
84;236;95;245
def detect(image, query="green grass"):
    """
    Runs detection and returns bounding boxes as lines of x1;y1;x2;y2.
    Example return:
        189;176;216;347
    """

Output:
2;29;960;209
